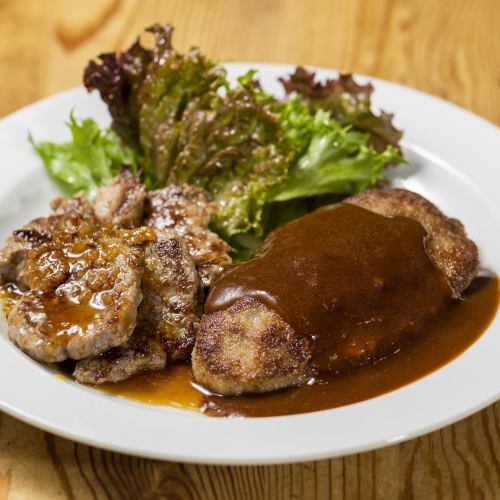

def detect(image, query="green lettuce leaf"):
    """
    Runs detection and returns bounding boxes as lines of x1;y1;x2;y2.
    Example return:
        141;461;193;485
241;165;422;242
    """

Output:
30;114;140;197
166;77;290;239
77;25;406;259
84;24;227;185
280;67;403;152
84;28;290;238
272;103;402;202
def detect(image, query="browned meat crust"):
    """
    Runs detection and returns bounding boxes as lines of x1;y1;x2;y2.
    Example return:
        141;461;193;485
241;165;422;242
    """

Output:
0;211;99;289
192;297;312;395
146;184;213;229
346;189;478;296
1;176;225;381
73;334;166;384
0;218;53;286
93;168;146;228
144;184;232;287
7;234;143;363
137;228;202;360
51;192;95;218
73;228;202;383
1;193;98;287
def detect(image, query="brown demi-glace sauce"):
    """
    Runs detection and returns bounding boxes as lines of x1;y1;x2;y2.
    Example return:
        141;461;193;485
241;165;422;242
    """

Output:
206;204;453;375
204;276;498;416
103;205;498;417
96;274;498;417
1;206;498;417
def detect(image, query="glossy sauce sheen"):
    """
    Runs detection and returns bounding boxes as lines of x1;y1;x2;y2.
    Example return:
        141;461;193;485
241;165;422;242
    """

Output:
94;205;498;417
207;204;453;374
2;205;498;417
2;225;156;345
93;275;498;417
99;364;203;410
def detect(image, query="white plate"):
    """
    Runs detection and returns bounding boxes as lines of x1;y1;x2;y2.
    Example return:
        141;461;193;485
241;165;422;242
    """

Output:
0;63;499;465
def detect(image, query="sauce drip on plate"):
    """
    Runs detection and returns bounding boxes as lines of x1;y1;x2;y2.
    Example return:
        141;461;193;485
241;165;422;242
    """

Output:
99;364;203;410
2;205;497;417
86;275;498;417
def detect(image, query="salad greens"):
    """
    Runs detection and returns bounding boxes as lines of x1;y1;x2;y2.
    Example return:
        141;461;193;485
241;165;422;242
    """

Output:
271;100;400;202
279;67;403;153
31;114;140;197
32;24;404;259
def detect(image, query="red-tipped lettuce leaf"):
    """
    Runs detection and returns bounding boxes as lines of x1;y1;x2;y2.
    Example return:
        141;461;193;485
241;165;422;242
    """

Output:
280;66;403;152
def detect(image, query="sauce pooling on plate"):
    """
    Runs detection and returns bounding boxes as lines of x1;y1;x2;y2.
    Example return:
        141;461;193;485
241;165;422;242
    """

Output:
204;275;499;416
91;274;498;417
206;203;453;375
3;205;497;417
91;205;498;417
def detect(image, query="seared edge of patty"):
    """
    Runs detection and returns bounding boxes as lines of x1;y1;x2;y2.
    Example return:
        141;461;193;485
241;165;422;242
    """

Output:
192;297;312;396
0;217;55;286
138;228;202;361
346;188;479;296
73;334;166;384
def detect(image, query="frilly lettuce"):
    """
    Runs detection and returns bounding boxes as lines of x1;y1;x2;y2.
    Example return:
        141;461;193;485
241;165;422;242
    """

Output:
30;114;140;197
272;101;401;202
33;24;404;260
279;66;403;152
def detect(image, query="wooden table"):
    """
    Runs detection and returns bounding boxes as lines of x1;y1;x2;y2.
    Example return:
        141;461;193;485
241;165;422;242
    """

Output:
0;0;499;497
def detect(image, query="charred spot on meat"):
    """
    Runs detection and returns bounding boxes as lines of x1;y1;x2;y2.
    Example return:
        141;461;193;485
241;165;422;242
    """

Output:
93;167;146;228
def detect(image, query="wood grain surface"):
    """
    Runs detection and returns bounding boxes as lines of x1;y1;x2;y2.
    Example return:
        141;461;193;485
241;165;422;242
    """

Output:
0;0;499;498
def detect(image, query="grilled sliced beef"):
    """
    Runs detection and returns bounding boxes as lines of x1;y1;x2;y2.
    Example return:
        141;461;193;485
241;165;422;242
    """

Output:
144;184;232;287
